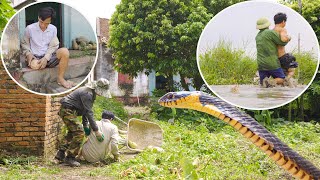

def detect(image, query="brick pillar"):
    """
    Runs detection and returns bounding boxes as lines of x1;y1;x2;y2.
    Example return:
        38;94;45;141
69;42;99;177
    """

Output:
0;62;65;157
0;63;47;155
44;96;63;157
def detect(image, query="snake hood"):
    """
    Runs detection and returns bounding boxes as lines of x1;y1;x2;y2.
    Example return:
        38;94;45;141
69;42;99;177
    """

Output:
159;91;210;108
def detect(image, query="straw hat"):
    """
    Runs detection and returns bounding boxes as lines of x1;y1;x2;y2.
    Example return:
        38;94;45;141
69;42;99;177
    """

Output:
256;17;271;30
85;78;111;98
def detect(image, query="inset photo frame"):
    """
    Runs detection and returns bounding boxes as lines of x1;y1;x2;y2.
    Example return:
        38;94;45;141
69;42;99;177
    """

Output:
1;1;98;95
197;1;319;110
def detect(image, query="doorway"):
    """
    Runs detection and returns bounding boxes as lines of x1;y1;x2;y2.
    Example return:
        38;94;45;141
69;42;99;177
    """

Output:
25;2;63;46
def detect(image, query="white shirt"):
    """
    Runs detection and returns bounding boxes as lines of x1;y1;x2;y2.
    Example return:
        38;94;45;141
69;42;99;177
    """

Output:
24;22;57;56
81;119;121;163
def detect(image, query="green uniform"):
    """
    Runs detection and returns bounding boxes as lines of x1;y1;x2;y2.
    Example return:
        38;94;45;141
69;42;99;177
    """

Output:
256;29;288;71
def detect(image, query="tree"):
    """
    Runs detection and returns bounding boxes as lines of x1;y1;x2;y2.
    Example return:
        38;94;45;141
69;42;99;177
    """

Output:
109;0;212;90
203;0;245;15
286;0;320;122
0;0;15;34
286;0;320;40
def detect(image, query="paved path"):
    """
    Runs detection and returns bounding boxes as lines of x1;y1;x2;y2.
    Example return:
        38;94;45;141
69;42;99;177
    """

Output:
210;84;307;109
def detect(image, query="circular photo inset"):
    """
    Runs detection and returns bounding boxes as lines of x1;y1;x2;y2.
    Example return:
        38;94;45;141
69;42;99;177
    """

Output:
197;1;319;110
1;1;98;95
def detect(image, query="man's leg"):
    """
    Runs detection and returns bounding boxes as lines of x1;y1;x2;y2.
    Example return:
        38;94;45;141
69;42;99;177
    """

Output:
56;48;72;88
270;68;285;85
59;107;84;167
258;70;268;86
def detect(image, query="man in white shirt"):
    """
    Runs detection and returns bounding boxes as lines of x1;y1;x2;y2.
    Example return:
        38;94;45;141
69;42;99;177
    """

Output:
80;110;121;163
21;7;73;89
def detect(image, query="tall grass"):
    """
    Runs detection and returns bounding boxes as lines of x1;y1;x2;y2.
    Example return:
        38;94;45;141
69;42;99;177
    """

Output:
199;41;257;85
199;41;318;85
294;52;318;84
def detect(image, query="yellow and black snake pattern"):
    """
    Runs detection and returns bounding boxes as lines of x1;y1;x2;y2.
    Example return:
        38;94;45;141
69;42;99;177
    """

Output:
158;91;320;180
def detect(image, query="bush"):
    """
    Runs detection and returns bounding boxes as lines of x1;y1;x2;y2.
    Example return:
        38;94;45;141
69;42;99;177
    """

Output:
93;96;128;121
294;52;318;84
199;41;257;85
199;41;318;85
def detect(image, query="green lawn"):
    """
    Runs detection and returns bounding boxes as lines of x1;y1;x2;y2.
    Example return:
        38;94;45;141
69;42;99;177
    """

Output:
1;119;319;179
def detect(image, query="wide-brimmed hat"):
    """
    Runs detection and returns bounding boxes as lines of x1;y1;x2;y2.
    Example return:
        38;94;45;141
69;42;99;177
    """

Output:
85;78;109;89
85;78;111;98
256;17;271;30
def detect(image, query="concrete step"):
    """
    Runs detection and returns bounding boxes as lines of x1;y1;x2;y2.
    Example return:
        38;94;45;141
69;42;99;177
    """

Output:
17;56;94;94
46;76;87;94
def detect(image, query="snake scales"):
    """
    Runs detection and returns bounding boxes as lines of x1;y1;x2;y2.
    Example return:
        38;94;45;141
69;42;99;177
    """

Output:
158;91;320;180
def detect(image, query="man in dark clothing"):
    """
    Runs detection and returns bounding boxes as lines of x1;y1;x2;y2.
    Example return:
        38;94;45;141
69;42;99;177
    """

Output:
255;17;288;87
55;78;111;167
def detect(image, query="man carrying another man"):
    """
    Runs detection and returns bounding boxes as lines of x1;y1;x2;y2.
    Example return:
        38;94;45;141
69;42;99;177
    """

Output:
273;13;298;87
21;7;73;89
255;13;298;88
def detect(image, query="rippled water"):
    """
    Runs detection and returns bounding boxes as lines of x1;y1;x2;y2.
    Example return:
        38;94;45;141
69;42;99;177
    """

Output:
210;84;307;109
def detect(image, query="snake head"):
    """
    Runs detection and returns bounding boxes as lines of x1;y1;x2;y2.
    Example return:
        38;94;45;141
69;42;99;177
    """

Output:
158;91;202;108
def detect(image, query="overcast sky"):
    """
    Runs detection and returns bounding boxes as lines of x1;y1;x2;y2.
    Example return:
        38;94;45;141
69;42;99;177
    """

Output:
197;1;319;58
39;0;121;28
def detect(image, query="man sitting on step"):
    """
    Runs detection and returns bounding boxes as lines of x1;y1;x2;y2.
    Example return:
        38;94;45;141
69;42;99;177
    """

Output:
21;7;73;89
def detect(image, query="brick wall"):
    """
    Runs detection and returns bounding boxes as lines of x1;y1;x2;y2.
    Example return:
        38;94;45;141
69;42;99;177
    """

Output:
0;62;63;157
44;96;63;157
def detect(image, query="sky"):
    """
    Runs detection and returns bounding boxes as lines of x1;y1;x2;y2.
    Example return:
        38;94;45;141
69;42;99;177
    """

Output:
39;0;121;28
197;1;319;58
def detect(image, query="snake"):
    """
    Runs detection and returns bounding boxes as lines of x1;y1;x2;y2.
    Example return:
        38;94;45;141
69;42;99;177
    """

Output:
158;91;320;180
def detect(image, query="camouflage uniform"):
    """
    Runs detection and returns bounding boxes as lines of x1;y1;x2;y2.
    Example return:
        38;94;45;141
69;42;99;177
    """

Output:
58;107;84;157
58;86;99;158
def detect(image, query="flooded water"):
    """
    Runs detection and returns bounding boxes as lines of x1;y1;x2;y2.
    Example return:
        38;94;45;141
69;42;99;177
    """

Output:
210;84;307;109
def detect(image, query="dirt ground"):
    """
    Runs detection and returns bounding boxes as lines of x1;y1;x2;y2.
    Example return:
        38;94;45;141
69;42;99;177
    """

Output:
0;106;151;179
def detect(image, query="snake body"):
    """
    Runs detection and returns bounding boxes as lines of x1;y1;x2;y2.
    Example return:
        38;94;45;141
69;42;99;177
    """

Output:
158;91;320;180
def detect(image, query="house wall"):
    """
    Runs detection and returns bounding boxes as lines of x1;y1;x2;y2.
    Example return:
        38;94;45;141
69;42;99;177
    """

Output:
62;5;96;49
95;46;149;98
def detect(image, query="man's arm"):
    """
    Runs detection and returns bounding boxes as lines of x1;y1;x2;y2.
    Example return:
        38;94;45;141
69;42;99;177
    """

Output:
40;27;59;62
21;27;32;56
21;27;35;64
80;93;98;132
280;28;291;42
270;31;288;46
44;36;59;61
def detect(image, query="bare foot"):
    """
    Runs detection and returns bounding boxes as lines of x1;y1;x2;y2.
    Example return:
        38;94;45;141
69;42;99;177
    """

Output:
57;79;72;89
67;80;76;87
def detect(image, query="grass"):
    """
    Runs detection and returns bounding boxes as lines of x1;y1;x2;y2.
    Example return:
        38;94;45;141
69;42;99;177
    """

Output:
199;41;257;85
1;97;319;179
1;120;319;179
199;41;318;85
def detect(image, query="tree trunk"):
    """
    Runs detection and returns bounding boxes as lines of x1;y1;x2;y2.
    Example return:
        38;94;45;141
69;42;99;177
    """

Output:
167;74;174;92
180;75;190;91
193;74;205;91
288;102;292;122
299;94;304;121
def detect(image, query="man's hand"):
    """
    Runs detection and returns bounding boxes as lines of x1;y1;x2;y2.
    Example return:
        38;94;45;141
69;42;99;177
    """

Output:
94;131;104;142
38;57;47;69
113;155;121;162
83;126;91;136
26;54;35;66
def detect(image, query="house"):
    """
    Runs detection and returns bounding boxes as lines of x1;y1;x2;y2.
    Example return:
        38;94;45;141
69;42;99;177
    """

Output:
94;17;194;104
